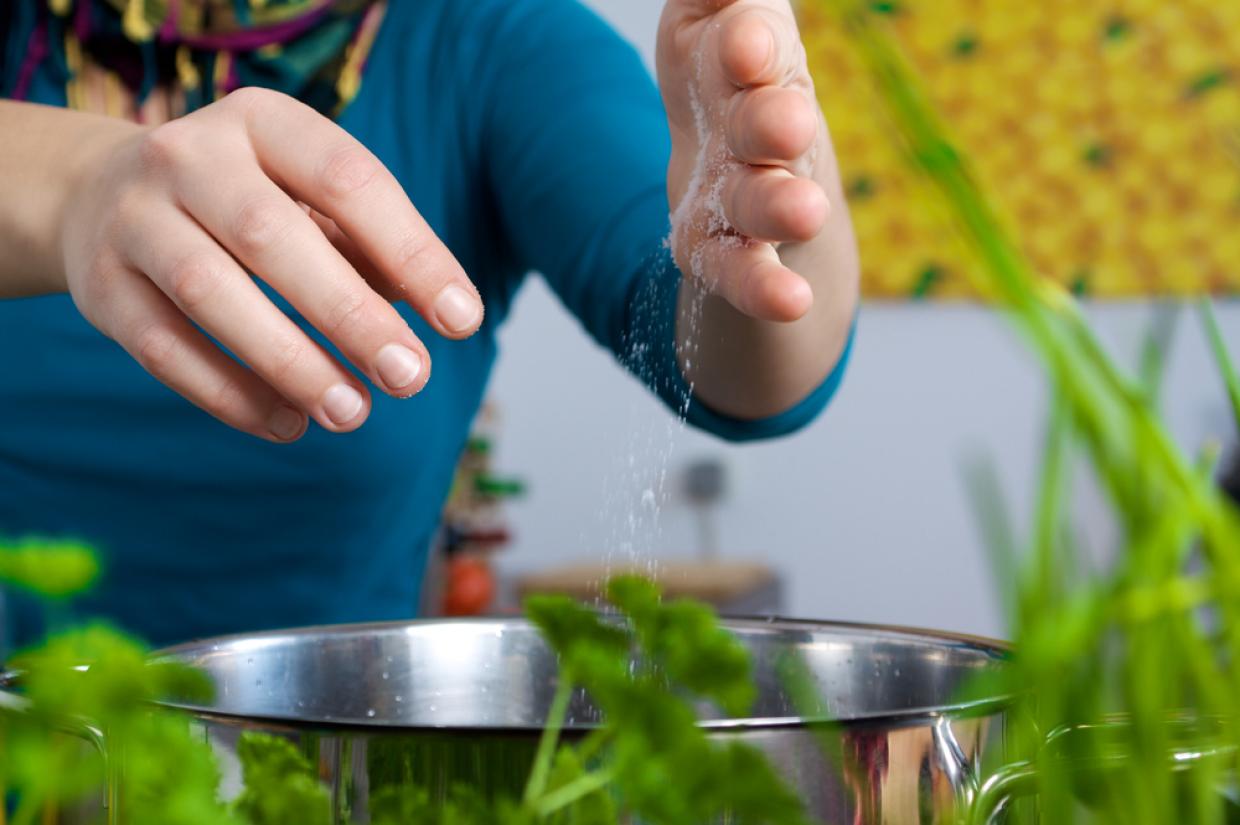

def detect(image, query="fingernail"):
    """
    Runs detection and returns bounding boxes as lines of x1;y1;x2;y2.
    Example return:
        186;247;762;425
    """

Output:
268;405;304;441
376;343;422;392
433;285;482;334
323;384;364;426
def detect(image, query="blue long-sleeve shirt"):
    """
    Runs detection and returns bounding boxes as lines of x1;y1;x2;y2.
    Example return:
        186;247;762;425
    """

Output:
0;0;851;648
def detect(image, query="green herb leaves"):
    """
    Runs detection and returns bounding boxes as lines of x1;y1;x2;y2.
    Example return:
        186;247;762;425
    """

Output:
525;576;806;825
1;562;806;825
234;734;331;825
829;2;1240;822
3;624;231;825
0;538;98;598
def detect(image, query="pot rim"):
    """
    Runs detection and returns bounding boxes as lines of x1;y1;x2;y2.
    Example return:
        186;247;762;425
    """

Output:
150;614;1013;733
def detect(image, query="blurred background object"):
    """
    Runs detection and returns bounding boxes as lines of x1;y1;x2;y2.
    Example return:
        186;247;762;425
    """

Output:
504;457;784;615
685;457;727;561
801;1;1240;298
422;403;525;616
513;561;782;615
482;0;1240;639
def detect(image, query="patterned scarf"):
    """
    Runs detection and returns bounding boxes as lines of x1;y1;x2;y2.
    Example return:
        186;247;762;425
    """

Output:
4;0;386;122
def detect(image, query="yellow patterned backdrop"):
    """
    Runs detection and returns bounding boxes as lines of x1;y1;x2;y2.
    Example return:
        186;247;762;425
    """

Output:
800;1;1240;298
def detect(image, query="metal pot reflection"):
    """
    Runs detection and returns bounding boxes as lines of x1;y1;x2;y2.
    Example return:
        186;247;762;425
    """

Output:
141;616;1008;824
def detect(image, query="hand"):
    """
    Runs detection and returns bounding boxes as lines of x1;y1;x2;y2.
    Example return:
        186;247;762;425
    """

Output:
658;0;828;323
58;88;482;442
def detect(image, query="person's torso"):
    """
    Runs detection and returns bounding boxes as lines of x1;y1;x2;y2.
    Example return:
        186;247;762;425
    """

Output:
0;1;527;648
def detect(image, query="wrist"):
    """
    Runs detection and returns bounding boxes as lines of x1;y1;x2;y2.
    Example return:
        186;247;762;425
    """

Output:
47;113;143;294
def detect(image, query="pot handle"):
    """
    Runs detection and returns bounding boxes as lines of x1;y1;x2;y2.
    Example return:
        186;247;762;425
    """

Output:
964;720;1235;825
932;716;980;807
0;682;30;712
0;671;120;824
965;760;1036;825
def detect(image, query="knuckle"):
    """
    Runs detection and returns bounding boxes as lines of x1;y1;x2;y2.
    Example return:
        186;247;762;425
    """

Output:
165;254;226;311
319;145;381;199
266;334;307;384
137;121;195;171
392;231;436;277
205;374;249;421
220;86;275;115
132;322;181;376
232;197;292;256
110;185;149;230
323;288;370;338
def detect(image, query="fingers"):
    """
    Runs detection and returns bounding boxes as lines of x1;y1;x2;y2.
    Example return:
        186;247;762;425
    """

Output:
727;85;817;167
175;167;430;401
306;208;399;301
100;267;308;443
694;235;813;322
724;166;828;243
663;3;830;322
718;6;800;89
230;90;484;338
120;209;374;432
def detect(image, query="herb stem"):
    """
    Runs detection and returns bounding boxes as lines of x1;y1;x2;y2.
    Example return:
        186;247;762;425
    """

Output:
828;4;1240;820
1199;298;1240;430
523;672;574;804
531;767;616;817
572;727;612;764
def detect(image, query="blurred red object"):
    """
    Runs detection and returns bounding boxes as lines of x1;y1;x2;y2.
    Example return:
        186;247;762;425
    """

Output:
442;556;495;616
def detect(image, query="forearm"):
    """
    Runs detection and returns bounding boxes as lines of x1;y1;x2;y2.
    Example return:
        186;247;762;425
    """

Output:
677;125;860;420
0;100;133;297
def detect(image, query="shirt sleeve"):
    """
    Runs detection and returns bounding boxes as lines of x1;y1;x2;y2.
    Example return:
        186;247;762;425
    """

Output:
474;0;853;442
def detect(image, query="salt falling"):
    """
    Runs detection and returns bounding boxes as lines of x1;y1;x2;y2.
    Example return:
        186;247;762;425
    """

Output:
588;37;730;593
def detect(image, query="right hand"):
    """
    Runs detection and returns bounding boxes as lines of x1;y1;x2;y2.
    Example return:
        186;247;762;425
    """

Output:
58;87;482;442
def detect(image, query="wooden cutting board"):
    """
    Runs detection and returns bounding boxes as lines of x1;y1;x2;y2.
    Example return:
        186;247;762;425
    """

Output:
514;560;777;607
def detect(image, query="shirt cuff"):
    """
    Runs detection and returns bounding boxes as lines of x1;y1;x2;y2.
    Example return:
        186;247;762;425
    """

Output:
621;246;856;443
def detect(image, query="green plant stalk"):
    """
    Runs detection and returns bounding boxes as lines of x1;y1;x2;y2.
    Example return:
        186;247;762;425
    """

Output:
827;3;1240;822
1137;304;1178;404
522;673;575;805
571;727;612;766
1199;298;1240;429
1031;393;1070;618
532;767;616;817
830;0;1221;526
828;0;1240;625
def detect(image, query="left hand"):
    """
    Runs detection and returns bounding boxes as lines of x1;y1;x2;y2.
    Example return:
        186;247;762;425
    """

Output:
658;0;828;323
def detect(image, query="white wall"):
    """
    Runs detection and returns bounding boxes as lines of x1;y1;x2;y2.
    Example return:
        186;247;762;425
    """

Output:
486;0;1240;639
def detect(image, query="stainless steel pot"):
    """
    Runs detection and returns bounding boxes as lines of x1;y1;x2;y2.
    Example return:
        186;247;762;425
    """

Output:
144;616;1009;824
